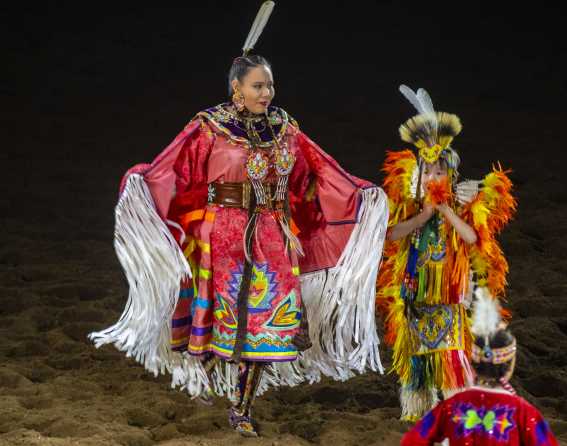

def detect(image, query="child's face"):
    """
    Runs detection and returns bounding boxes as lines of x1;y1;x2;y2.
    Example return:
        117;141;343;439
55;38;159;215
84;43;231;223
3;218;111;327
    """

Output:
421;161;448;186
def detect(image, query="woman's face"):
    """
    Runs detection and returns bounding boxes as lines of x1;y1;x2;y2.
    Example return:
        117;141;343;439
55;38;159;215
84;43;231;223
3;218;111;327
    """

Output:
421;160;448;186
232;65;275;115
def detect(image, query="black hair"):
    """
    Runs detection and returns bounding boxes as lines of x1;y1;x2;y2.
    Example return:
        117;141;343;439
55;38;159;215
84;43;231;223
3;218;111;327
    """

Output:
227;54;272;97
473;328;515;381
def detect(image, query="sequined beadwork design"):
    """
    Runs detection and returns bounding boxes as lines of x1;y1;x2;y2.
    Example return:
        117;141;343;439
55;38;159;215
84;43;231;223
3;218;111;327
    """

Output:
196;103;290;149
452;403;516;442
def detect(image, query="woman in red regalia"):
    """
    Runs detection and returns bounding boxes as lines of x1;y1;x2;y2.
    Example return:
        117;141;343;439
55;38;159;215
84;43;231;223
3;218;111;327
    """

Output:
89;1;388;437
401;288;559;446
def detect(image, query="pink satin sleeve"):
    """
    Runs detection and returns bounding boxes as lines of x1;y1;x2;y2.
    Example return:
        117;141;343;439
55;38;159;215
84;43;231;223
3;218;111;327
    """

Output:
296;130;373;223
289;128;376;273
119;119;204;219
206;136;249;183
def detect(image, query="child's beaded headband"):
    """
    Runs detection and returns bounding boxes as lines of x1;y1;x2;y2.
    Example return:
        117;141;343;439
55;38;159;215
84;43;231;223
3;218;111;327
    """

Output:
471;338;517;364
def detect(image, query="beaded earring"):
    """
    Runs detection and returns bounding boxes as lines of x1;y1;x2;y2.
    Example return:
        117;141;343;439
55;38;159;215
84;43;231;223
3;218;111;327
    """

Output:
232;89;245;112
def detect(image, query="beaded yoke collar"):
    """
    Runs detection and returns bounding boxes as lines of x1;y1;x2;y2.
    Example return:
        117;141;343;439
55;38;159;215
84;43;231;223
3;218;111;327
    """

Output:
197;103;291;148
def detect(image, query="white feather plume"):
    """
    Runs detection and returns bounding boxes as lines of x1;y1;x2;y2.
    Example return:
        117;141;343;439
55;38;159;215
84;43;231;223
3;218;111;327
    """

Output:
399;85;438;136
242;1;275;55
471;287;501;338
399;85;425;114
416;88;436;115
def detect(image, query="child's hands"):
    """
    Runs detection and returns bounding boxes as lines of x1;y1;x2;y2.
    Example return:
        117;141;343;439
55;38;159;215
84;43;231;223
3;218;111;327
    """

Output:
418;202;435;226
436;202;450;215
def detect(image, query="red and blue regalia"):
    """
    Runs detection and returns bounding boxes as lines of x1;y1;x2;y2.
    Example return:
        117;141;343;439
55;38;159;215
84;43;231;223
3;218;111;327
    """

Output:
401;387;558;446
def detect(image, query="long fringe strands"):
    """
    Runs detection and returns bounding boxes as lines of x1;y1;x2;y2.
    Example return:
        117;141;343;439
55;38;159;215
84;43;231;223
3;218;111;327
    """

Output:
389;300;418;383
92;178;390;396
294;187;389;381
177;187;389;394
376;237;411;346
448;238;471;304
420;261;446;305
400;386;439;421
89;174;213;396
403;349;473;392
399;347;474;419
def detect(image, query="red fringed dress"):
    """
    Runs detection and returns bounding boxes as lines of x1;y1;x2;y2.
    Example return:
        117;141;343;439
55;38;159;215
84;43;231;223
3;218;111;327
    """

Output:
90;103;388;397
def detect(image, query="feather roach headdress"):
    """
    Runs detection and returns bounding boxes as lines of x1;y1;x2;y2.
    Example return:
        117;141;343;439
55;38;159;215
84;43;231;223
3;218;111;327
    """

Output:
399;85;462;168
242;1;275;56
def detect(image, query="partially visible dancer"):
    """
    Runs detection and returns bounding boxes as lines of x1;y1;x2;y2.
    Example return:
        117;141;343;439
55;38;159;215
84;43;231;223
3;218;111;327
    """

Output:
377;85;516;420
401;288;559;446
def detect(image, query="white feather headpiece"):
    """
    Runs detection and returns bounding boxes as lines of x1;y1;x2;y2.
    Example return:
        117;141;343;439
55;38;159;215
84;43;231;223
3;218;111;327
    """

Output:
399;84;436;117
471;287;517;367
471;287;501;338
242;1;275;55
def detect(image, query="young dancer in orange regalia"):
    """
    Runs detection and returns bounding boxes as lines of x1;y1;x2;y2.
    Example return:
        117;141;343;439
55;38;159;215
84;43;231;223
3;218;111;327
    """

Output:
377;85;516;420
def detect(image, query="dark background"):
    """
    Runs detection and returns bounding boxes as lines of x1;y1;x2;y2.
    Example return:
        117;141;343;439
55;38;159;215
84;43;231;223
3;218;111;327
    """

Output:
4;2;566;236
2;2;567;445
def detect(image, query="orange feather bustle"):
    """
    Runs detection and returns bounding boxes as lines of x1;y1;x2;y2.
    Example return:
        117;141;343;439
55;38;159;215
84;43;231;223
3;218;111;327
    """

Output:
377;150;417;347
381;150;416;203
460;165;517;300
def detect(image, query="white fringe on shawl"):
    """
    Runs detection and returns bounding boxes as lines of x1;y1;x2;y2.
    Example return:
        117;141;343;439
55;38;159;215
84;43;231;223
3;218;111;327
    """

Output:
90;177;388;399
89;174;208;396
258;187;389;393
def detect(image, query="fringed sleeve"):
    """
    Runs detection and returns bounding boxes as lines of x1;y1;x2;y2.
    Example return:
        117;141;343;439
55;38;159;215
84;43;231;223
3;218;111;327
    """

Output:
89;119;214;397
269;127;389;385
459;166;517;299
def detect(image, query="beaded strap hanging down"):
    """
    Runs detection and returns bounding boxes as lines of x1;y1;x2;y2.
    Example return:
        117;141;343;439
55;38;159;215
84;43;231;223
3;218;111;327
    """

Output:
242;115;304;261
273;143;294;201
269;122;303;257
241;119;268;264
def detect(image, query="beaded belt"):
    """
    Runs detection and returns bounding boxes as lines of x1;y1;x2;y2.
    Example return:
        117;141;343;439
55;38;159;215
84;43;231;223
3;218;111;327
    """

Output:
207;182;284;210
